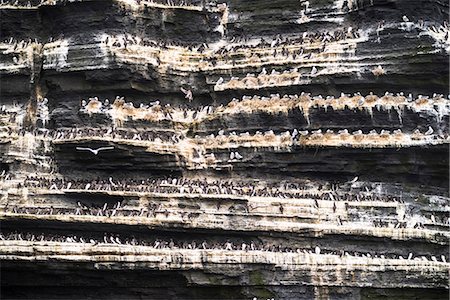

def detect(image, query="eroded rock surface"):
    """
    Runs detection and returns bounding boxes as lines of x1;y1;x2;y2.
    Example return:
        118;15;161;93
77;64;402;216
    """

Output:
0;0;449;299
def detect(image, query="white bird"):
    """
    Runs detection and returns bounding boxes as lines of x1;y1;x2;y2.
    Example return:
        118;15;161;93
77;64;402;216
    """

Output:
299;130;309;136
180;87;193;102
315;246;320;254
234;151;243;160
109;177;117;187
311;66;318;75
402;15;409;22
216;77;224;85
349;176;358;183
424;126;434;135
303;0;310;11
408;253;413;260
76;146;114;155
230;152;235;160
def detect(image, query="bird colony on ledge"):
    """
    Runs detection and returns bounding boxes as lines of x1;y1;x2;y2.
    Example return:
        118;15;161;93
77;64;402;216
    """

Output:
0;0;449;299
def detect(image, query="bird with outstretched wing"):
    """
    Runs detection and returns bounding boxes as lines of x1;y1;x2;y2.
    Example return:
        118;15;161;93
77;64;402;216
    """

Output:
76;146;114;155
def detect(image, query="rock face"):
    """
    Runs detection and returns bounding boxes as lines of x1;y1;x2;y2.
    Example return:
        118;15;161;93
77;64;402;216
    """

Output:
0;0;449;299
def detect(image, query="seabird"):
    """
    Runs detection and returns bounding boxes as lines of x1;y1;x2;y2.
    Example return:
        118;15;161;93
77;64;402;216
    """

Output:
349;176;358;183
314;199;319;209
180;87;193;102
109;177;117;187
234;151;243;160
303;0;310;10
76;146;114;155
230;152;235;160
216;77;224;85
424;126;434;135
299;130;309;136
402;15;409;22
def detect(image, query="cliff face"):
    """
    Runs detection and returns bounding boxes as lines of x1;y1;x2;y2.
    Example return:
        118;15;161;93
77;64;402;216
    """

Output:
0;0;449;299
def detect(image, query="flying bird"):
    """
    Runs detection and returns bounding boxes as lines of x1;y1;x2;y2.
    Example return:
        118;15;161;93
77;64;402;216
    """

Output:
76;146;114;155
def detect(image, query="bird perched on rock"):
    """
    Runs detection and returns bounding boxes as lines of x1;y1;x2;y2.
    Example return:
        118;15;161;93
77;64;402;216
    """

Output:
230;152;235;160
180;87;193;102
315;246;320;255
299;130;309;136
216;77;224;86
349;176;358;183
234;151;243;160
424;126;434;135
372;65;385;76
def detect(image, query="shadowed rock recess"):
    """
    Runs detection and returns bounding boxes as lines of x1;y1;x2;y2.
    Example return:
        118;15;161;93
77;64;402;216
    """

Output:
0;0;449;299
